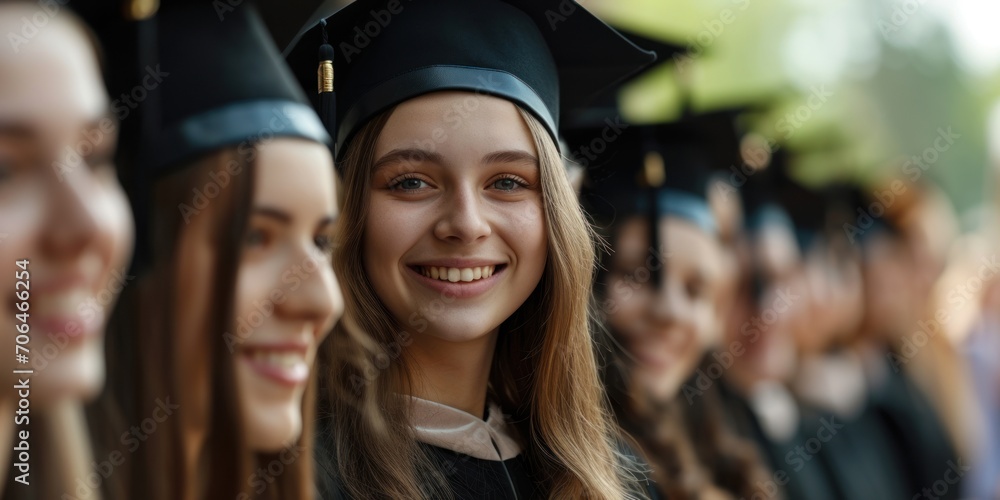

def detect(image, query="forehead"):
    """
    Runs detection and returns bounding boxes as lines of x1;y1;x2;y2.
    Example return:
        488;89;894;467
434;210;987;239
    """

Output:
253;139;335;206
376;91;536;157
0;9;107;124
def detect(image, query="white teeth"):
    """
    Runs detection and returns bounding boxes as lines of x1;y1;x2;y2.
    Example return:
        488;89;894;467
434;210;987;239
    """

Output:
251;351;306;368
419;265;496;282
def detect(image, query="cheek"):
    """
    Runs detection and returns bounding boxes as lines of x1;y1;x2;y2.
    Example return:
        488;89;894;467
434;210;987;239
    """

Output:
362;198;421;271
496;199;546;260
94;176;135;270
0;182;46;259
234;259;275;334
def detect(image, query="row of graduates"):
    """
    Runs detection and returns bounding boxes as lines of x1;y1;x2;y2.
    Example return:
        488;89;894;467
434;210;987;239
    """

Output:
0;0;978;498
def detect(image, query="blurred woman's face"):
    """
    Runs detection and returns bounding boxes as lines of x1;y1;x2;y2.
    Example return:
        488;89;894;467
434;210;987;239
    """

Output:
0;9;134;404
795;243;864;354
234;140;343;451
729;224;801;383
175;139;343;453
862;234;917;342
605;216;723;403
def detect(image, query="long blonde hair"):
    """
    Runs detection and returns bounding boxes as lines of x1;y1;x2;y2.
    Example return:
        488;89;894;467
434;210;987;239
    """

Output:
322;103;645;498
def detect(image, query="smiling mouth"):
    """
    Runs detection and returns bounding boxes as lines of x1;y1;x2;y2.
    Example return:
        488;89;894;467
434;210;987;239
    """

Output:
414;265;504;283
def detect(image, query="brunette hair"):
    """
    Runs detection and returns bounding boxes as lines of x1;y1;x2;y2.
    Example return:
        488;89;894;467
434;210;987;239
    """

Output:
100;148;317;499
323;103;647;498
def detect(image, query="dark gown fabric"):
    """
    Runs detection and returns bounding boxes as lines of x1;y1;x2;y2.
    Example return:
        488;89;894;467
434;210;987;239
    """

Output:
716;381;842;500
869;355;962;499
806;402;913;500
422;443;539;499
314;397;659;499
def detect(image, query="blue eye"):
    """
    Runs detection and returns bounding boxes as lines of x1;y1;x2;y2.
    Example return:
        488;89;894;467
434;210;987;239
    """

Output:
400;178;424;189
493;178;517;191
492;175;527;191
390;176;428;191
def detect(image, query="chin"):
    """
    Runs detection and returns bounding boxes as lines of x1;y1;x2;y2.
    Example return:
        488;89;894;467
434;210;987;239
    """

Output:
411;309;508;344
246;404;303;453
32;342;105;406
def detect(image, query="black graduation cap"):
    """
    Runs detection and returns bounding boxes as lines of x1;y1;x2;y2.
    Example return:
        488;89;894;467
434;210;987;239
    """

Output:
561;29;688;130
740;148;793;233
142;1;329;175
580;121;718;236
282;0;657;160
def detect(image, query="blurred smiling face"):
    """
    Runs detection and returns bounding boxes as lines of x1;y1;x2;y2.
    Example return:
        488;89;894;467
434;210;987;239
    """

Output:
0;8;134;404
234;139;344;451
363;91;547;345
605;216;723;403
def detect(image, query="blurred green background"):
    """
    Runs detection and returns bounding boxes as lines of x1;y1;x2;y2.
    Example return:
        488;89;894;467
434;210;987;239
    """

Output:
586;0;1000;226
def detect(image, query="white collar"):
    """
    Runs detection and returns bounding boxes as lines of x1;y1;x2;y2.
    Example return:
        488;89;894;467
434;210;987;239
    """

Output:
407;396;523;461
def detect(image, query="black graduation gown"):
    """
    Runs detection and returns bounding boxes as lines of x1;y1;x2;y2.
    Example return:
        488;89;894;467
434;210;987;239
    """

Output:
716;380;842;500
870;355;962;498
316;397;659;499
805;402;913;500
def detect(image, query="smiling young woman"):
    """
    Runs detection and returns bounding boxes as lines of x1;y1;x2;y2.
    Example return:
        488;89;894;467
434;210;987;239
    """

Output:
0;4;134;498
281;0;662;497
99;4;343;499
573;118;774;500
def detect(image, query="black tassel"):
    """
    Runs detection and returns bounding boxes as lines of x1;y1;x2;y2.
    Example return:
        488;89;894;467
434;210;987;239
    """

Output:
642;128;665;290
317;19;336;156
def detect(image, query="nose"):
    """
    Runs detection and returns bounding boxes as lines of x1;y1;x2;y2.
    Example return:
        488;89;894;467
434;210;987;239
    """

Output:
649;276;688;327
41;166;112;261
433;183;491;244
277;243;344;335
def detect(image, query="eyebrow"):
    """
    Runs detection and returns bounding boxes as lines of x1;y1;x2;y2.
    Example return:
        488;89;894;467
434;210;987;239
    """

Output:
0;109;118;142
482;150;538;166
372;148;443;173
252;206;292;223
252;206;338;228
372;148;538;172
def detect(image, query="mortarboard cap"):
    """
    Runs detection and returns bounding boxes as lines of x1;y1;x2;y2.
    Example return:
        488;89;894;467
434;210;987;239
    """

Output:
283;0;657;161
578;119;718;235
143;2;329;176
